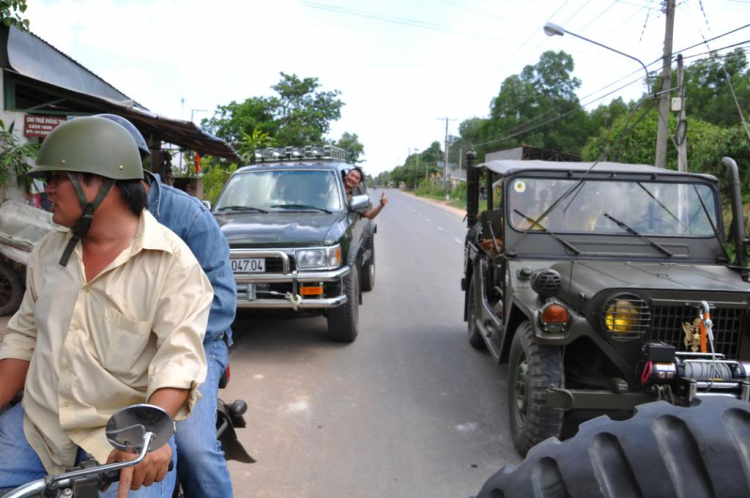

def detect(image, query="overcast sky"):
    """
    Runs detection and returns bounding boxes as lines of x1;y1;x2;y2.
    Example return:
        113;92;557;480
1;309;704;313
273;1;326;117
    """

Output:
26;0;750;175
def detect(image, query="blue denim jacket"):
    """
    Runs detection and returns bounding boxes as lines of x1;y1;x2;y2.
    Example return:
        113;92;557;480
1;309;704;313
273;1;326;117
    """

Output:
146;173;236;345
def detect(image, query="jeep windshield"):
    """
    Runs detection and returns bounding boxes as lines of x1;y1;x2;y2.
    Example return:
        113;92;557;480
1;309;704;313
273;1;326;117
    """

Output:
215;170;343;213
508;177;719;237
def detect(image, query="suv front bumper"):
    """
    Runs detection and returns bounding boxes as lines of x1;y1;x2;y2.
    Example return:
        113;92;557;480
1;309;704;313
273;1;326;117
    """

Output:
231;249;350;309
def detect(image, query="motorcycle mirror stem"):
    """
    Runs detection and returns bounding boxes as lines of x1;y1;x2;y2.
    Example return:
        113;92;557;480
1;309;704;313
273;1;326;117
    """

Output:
4;432;154;498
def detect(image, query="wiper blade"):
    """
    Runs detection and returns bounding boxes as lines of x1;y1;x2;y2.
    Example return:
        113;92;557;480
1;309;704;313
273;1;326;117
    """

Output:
216;205;269;213
271;204;332;214
603;213;673;257
514;209;581;255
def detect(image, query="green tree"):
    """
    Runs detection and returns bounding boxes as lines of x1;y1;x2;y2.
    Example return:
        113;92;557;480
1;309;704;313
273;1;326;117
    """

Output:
335;132;365;164
270;73;344;144
202;98;275;146
204;72;345;147
481;50;589;155
236;129;273;164
1;1;29;31
0;119;38;193
683;49;750;127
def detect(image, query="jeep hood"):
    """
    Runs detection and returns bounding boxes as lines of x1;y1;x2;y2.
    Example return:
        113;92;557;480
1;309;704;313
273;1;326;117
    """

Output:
214;212;347;248
555;261;750;300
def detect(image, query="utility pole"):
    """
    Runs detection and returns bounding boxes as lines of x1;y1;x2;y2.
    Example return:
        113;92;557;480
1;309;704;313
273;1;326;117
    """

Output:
438;117;456;197
458;147;463;184
655;0;676;169
676;54;687;172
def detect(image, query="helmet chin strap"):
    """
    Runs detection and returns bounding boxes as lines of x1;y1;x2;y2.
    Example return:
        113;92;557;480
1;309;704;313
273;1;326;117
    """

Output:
59;173;115;267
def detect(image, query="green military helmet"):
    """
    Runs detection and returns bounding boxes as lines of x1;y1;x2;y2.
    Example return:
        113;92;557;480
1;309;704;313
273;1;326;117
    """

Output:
28;116;143;180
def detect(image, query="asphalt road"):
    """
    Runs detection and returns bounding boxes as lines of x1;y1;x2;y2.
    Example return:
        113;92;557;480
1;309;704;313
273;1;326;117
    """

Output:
225;189;521;498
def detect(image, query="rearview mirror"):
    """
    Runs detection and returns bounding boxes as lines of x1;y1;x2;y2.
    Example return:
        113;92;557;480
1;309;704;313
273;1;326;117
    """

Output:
105;404;174;454
350;194;372;213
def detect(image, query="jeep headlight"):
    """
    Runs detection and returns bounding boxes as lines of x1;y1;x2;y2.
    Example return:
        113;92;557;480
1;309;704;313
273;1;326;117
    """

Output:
296;245;342;269
601;294;650;339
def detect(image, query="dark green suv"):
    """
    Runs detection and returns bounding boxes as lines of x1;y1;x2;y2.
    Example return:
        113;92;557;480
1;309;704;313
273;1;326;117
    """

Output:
462;152;750;455
213;146;376;342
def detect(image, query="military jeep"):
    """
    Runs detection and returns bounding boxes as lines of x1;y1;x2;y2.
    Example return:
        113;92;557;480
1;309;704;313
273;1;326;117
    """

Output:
213;145;376;342
461;152;750;455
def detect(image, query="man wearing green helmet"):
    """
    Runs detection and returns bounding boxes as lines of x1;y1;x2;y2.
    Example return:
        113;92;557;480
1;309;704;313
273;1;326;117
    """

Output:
0;116;212;498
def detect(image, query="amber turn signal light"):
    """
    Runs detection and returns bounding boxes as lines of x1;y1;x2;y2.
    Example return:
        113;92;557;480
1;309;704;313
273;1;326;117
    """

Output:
300;285;323;296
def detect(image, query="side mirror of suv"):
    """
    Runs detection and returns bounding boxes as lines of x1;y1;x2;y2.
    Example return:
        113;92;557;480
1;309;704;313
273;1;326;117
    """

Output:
350;194;372;213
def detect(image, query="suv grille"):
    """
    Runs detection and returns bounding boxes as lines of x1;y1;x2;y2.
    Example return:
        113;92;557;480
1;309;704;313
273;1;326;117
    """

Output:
648;304;744;358
264;257;296;273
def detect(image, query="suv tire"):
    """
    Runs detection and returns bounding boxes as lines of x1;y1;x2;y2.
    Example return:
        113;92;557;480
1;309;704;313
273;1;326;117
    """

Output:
508;321;564;456
0;261;23;316
361;242;375;292
477;397;750;498
327;266;359;342
467;275;486;349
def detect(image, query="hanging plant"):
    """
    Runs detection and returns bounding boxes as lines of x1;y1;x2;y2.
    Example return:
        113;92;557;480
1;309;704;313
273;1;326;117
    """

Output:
0;119;39;194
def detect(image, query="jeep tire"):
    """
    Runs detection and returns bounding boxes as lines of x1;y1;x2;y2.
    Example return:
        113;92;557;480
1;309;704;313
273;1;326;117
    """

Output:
477;397;750;498
0;261;23;316
327;266;359;342
361;242;375;292
467;275;486;349
508;321;564;456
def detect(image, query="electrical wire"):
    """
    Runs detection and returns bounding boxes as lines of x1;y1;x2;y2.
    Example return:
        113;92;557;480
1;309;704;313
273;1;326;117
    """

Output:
478;20;750;150
300;1;524;43
682;0;750;139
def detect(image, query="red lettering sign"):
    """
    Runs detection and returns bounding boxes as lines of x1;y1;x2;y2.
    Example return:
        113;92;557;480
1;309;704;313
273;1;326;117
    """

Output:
23;115;67;137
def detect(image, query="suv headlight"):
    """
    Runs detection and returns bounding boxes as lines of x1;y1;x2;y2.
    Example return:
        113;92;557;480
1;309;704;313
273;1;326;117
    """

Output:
600;294;650;340
296;245;342;269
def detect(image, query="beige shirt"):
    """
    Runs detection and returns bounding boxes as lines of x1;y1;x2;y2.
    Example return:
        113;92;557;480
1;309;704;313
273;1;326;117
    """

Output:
0;210;211;474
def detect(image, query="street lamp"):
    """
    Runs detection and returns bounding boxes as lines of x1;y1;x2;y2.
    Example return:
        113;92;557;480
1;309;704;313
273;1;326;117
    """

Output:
543;22;651;93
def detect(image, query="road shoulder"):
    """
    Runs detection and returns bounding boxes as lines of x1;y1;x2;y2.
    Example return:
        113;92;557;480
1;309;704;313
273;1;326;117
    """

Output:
400;190;466;218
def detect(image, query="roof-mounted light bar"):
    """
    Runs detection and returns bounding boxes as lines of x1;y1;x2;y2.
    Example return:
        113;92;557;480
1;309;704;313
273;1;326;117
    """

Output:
255;145;347;162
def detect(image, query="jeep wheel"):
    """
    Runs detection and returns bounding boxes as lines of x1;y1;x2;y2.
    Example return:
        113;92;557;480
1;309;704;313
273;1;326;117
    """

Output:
327;266;359;342
361;243;375;292
0;261;23;316
477;397;750;498
508;321;564;456
467;275;485;349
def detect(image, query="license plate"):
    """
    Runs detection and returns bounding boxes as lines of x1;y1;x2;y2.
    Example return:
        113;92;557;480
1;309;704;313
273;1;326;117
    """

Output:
231;258;266;273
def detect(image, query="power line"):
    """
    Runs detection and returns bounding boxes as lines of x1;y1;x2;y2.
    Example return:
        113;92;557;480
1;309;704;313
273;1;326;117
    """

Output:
300;1;525;43
682;0;750;139
491;0;575;75
474;73;647;148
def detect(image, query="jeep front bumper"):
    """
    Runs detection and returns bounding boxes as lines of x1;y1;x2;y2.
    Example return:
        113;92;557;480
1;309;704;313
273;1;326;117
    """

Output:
231;249;350;309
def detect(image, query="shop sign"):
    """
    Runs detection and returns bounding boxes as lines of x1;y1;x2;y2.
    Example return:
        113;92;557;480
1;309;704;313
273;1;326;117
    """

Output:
24;114;67;137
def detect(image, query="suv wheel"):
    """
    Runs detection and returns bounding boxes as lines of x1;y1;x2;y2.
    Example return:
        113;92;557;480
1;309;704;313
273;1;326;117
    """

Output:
0;261;23;316
327;266;359;342
467;275;486;349
508;321;564;456
361;243;375;292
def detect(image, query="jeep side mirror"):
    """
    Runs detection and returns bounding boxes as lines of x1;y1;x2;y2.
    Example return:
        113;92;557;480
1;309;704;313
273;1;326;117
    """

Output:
350;194;372;213
105;404;174;454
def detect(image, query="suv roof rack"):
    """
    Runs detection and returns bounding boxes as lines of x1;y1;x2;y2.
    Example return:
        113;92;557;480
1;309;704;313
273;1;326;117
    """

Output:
255;145;348;163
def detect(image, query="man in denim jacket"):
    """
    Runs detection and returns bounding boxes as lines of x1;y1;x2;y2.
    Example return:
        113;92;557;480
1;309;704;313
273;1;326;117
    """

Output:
98;115;237;498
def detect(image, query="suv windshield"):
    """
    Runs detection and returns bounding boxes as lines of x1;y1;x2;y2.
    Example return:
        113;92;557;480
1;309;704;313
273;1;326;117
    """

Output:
508;177;718;236
216;170;343;212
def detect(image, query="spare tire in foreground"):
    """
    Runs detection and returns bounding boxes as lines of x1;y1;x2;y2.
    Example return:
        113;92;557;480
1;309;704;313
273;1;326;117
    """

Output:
476;397;750;498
